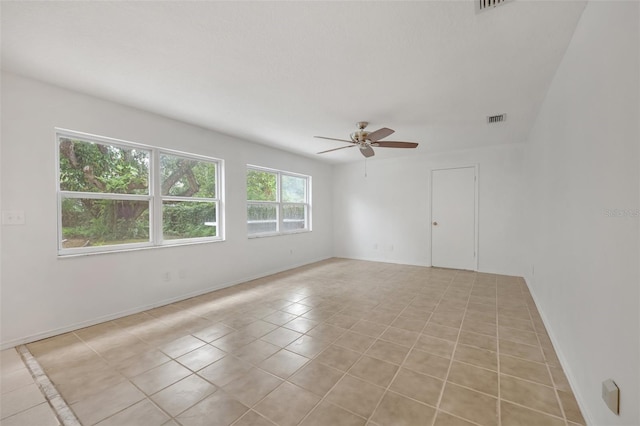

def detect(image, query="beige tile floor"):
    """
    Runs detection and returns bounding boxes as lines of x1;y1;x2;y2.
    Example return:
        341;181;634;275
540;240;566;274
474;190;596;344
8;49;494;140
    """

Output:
1;348;60;425
12;258;586;425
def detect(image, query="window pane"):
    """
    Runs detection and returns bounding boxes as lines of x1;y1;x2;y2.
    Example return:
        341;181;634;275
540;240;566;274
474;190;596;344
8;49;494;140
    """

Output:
248;203;277;234
160;154;216;198
282;204;306;231
281;175;306;203
61;198;150;248
163;200;217;240
247;170;277;201
59;138;150;194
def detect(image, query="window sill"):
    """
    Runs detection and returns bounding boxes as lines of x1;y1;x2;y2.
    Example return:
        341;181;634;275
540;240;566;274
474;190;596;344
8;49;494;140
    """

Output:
57;237;224;258
248;229;311;239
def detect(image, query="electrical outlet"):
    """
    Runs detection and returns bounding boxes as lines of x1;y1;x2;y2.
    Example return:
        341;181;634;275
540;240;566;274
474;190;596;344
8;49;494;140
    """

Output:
163;272;171;282
178;269;187;279
2;210;25;225
373;243;378;250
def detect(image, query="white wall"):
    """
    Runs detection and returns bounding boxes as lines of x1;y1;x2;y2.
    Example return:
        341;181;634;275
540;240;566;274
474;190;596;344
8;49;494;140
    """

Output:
523;2;639;425
333;143;525;276
0;72;333;348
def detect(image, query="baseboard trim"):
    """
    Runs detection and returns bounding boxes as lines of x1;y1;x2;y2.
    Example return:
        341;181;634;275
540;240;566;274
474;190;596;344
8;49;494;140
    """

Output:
524;277;594;426
0;256;332;350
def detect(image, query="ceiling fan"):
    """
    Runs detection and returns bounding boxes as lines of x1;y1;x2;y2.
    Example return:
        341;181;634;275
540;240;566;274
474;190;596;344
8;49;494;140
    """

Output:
314;122;419;158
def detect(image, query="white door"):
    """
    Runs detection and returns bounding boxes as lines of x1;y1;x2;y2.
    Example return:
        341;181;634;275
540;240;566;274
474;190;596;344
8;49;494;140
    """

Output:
431;166;477;270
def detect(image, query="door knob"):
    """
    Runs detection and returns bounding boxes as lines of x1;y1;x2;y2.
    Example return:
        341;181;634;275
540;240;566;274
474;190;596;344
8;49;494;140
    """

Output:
432;221;438;226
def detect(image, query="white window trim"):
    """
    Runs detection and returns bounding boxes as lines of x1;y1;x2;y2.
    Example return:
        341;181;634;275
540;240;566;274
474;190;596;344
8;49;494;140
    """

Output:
56;129;224;256
246;165;311;238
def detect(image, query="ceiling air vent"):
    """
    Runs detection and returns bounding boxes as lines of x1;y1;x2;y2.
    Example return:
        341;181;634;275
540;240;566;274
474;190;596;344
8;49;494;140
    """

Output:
487;114;507;124
476;0;512;13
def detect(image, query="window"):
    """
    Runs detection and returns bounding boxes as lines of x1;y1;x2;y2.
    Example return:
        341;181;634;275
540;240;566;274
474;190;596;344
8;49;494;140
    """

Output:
57;130;222;255
247;166;310;237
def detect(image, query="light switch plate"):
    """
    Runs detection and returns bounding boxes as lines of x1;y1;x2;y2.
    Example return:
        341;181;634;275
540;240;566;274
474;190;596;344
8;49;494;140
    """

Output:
2;210;25;225
602;379;619;414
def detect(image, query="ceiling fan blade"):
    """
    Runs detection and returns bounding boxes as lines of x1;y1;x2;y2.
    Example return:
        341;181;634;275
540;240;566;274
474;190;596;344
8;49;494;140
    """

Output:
373;141;419;149
367;127;395;142
317;145;356;154
314;136;354;144
360;145;375;158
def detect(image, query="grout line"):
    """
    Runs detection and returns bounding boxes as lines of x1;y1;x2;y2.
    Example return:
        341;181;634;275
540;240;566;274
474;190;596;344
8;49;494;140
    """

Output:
16;345;81;426
428;272;478;426
293;279;413;424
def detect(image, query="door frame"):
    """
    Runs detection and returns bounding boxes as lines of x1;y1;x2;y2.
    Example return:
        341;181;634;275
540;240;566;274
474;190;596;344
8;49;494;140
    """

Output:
429;164;479;271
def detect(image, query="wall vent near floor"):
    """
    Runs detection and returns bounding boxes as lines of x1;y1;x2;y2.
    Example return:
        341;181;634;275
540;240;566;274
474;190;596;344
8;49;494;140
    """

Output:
487;113;507;124
476;0;512;13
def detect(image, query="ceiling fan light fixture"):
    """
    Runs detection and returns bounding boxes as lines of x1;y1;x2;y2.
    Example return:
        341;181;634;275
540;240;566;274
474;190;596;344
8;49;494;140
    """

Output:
315;122;419;158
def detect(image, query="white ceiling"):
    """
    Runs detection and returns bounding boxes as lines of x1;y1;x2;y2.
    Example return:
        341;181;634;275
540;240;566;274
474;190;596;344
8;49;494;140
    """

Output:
1;1;586;163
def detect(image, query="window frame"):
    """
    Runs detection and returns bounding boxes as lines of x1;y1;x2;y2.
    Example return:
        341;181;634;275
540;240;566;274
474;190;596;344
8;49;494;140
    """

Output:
246;165;311;238
56;129;224;256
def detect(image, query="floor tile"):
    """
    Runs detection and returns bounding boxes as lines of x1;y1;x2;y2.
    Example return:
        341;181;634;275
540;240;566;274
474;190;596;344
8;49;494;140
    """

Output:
263;311;297;326
254;382;320;426
258;349;309;378
370;391;436;426
286;335;330;358
458;331;497;352
403;349;450;379
283;317;319;334
233;339;280;364
348;356;398;387
240;320;278;338
499;354;552;386
1;349;26;375
1;368;34;394
447;361;498;396
500;400;565;426
261;328;303;347
422;323;459;342
500;374;562;417
115;350;171;378
390;316;426;332
289;361;344;396
334;331;376;353
0;402;60;426
211;331;256;352
300;400;366;426
131;360;192;395
222;367;282;406
176;390;249;426
439;382;497;426
558;390;586;425
350;320;388;338
433;410;477;426
326;375;385;418
315;344;361;371
71;380;145;425
453;344;497;371
413;334;455;359
0;383;46;419
96;398;170;426
499;339;545;363
305;324;347;342
151;374;216;416
176;344;226;372
15;261;586;426
198;355;252;387
233;410;277;426
192;323;235;342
